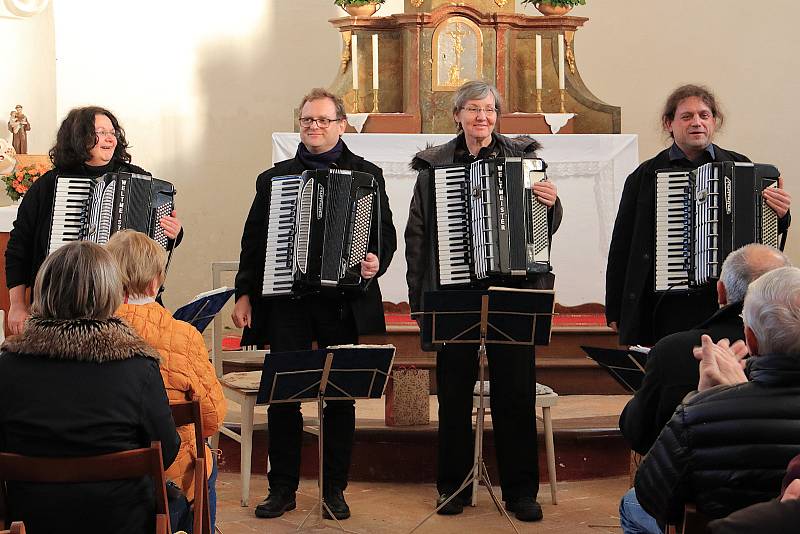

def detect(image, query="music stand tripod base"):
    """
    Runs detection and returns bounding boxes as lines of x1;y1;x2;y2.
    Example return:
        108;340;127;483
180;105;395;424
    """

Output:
410;288;554;534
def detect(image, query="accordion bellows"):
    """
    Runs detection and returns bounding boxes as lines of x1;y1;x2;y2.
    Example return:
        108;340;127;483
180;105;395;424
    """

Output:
262;168;379;297
48;172;175;255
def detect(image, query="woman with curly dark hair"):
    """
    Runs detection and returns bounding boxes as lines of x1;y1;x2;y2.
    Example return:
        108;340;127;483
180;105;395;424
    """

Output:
5;106;184;335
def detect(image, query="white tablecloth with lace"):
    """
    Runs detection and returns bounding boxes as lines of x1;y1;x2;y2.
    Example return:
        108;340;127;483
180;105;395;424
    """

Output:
272;133;639;307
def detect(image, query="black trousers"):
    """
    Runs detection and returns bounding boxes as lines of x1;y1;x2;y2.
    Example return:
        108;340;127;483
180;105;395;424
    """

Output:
265;295;357;493
436;342;539;502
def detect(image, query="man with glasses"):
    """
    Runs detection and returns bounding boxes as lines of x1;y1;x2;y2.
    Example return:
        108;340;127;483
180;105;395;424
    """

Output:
233;87;396;521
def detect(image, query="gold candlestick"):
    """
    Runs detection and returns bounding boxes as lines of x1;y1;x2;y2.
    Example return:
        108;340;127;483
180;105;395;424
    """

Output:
535;89;543;113
352;88;360;113
559;89;566;113
372;89;379;113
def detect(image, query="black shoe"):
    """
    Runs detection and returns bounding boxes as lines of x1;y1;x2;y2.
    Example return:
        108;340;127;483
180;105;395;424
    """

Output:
436;492;466;515
505;497;543;522
323;487;351;520
254;488;297;518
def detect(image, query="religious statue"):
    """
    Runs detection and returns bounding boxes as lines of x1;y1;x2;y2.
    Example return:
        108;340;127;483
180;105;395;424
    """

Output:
8;104;30;155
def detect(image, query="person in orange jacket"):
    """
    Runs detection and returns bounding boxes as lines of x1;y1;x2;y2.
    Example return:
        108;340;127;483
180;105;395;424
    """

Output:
107;229;226;531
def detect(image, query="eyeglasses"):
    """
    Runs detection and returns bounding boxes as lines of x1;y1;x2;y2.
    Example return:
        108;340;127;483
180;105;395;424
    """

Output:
299;117;341;129
461;106;497;116
95;129;118;138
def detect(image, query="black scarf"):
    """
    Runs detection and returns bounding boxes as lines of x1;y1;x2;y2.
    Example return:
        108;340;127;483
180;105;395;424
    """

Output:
296;139;344;170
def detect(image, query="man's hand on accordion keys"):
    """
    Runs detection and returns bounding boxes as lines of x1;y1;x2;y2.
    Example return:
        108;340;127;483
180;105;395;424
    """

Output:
532;180;557;208
360;252;380;280
158;209;182;240
763;176;791;218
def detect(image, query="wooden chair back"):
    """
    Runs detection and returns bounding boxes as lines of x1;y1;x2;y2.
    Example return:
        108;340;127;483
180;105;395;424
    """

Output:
0;441;170;534
170;398;211;534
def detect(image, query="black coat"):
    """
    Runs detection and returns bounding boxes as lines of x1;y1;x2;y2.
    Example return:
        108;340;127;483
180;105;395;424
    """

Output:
619;302;744;455
709;499;800;534
236;141;397;347
605;146;790;346
405;132;563;317
0;317;180;534
5;160;182;291
634;353;800;525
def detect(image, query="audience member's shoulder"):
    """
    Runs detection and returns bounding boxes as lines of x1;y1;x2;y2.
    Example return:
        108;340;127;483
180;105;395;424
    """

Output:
649;327;703;360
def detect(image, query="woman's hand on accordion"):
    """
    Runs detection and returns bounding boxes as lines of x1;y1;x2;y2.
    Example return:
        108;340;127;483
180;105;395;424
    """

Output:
763;176;791;218
533;180;558;208
232;295;252;329
361;253;380;279
159;210;182;240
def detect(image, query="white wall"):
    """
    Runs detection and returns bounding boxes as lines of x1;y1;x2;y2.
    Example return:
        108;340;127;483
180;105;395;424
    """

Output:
12;0;799;308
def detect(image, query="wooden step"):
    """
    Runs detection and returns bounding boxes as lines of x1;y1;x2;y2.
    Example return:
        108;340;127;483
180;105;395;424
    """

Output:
217;395;632;483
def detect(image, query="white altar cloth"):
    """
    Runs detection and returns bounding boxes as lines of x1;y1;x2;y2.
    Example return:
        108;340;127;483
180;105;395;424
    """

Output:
272;133;639;306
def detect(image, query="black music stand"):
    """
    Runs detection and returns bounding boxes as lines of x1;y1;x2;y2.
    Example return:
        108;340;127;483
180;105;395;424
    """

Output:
257;344;395;533
410;287;554;534
581;346;648;393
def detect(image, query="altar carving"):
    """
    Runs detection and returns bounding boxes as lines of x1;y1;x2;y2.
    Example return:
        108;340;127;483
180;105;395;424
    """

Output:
319;1;620;134
432;16;483;91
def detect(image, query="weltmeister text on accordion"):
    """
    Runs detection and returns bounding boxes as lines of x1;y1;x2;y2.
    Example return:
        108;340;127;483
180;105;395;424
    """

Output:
432;156;552;289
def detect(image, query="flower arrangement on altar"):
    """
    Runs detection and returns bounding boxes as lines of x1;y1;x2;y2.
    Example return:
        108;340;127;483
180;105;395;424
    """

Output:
1;162;47;201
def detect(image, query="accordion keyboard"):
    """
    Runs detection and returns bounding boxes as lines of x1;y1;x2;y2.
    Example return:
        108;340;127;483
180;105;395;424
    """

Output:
655;170;692;292
434;165;472;286
48;176;94;255
262;176;302;296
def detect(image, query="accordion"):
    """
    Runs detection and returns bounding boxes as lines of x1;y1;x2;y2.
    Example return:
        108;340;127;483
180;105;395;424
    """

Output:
654;161;780;292
261;168;380;297
47;172;176;256
432;157;551;289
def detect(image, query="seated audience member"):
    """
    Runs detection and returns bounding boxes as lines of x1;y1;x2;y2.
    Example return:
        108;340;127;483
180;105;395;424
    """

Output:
709;475;800;533
106;230;226;531
619;243;791;455
632;267;800;530
0;240;180;533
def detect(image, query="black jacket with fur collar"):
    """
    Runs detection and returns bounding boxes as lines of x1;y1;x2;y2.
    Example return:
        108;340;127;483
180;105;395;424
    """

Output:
405;132;563;320
0;317;180;534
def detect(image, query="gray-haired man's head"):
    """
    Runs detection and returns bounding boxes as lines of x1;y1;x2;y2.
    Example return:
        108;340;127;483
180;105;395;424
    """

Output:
718;244;791;306
743;266;800;356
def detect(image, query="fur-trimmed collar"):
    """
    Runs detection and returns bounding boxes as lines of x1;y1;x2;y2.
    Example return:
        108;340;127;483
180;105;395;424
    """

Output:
411;132;541;171
1;317;160;363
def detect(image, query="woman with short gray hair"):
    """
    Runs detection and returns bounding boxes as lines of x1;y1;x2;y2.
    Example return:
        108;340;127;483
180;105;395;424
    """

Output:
405;80;563;522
